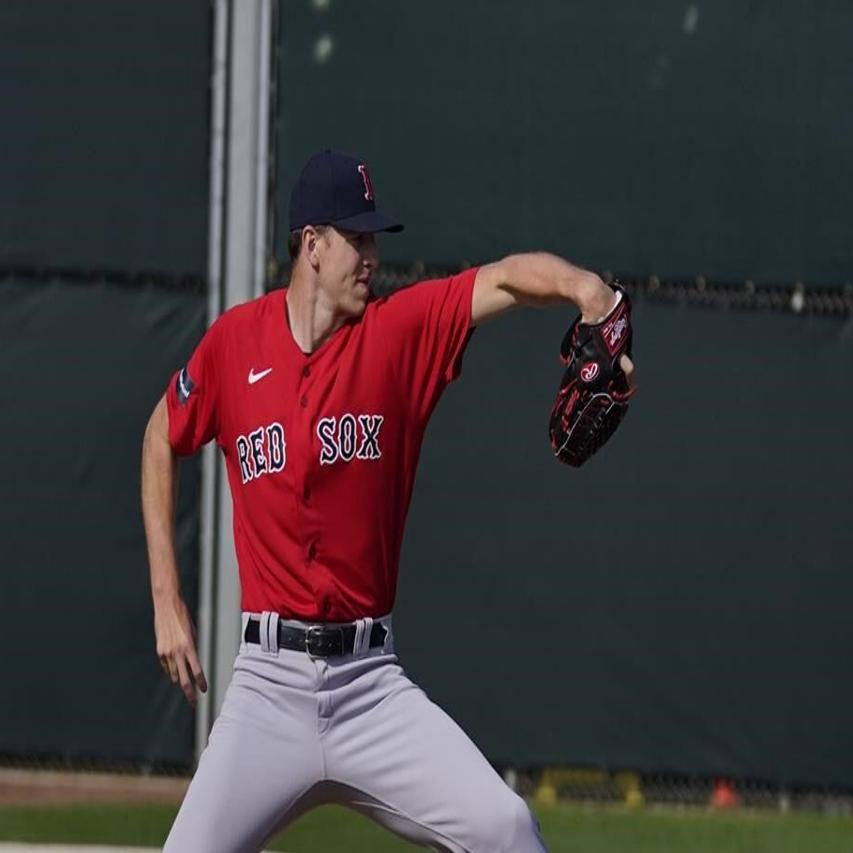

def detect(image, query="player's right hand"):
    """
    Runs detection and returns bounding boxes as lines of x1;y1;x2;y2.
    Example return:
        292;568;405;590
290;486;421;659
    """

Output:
154;596;208;707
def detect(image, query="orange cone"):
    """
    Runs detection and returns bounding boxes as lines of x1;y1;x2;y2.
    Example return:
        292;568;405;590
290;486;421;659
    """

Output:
710;779;738;809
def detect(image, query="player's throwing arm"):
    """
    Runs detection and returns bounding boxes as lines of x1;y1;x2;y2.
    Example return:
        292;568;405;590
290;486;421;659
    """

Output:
471;253;636;468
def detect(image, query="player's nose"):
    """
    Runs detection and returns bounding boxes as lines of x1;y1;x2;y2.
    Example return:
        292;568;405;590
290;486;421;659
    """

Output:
362;234;379;268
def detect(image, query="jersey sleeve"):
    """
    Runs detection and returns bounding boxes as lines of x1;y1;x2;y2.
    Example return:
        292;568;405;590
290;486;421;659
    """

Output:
165;321;222;456
380;266;479;422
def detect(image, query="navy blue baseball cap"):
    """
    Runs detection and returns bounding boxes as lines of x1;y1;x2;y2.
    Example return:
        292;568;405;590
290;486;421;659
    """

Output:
288;150;404;234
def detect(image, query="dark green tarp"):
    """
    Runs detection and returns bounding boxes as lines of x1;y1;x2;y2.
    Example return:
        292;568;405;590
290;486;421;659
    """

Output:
277;0;853;285
0;279;206;766
0;1;210;276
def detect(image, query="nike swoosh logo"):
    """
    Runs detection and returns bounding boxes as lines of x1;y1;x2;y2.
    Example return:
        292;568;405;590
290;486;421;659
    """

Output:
248;367;273;385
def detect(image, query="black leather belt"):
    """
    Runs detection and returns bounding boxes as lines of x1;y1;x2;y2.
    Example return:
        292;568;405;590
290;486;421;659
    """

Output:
244;617;388;657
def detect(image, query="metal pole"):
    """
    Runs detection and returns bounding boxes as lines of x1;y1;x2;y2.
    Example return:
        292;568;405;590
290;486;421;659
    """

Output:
253;0;274;294
196;0;275;762
195;0;230;765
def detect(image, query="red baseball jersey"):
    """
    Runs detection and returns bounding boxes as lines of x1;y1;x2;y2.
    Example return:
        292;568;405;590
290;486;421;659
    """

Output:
166;268;479;621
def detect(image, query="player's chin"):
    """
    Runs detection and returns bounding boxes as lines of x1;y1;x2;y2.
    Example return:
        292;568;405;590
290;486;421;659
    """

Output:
347;281;370;315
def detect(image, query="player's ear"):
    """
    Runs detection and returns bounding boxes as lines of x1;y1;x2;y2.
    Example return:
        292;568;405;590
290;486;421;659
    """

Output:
303;226;322;270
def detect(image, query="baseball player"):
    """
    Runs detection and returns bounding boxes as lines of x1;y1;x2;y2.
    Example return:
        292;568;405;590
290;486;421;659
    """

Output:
141;149;634;853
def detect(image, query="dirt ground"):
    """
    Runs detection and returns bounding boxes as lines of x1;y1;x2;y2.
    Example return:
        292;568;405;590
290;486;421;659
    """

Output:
0;770;188;807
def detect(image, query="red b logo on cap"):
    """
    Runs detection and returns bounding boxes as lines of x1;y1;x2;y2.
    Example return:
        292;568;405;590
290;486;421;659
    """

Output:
357;165;374;201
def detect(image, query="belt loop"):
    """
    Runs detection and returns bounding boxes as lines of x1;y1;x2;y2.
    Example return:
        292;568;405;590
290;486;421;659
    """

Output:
356;616;374;657
259;611;279;655
352;618;365;657
379;615;392;652
240;612;251;653
363;616;374;655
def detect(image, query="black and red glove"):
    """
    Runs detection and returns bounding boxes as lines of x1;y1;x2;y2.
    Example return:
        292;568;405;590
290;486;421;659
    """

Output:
549;285;635;467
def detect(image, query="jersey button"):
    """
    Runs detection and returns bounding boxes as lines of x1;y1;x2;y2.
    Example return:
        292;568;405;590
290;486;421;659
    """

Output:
300;394;308;407
321;598;332;617
302;366;311;378
303;485;311;501
307;543;317;561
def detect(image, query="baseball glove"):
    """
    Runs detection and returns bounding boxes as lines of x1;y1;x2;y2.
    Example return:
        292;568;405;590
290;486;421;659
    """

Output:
549;285;635;467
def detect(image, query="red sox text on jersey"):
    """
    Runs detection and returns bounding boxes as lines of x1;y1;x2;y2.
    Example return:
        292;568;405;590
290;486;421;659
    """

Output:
235;414;384;484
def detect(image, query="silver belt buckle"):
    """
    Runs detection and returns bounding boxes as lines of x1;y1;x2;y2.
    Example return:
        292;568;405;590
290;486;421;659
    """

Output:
304;625;343;658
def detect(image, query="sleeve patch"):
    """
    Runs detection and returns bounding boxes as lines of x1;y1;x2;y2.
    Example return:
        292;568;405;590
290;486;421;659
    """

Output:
176;367;195;405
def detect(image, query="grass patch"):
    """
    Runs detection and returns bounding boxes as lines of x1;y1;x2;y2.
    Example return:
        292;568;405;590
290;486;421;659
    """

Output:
0;803;176;847
1;801;852;851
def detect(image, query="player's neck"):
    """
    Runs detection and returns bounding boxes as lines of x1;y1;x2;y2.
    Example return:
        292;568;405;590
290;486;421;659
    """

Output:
285;273;346;354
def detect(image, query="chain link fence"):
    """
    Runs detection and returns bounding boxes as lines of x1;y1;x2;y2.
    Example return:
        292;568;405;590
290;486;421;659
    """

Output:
268;257;853;317
503;766;853;815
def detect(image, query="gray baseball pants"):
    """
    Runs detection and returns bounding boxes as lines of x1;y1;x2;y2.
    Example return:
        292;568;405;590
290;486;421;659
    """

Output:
163;613;546;853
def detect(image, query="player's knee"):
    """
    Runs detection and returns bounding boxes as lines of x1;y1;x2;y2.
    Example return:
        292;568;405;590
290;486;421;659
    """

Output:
468;790;544;853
